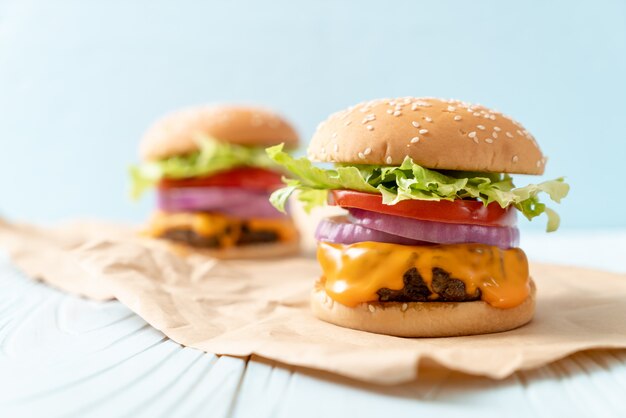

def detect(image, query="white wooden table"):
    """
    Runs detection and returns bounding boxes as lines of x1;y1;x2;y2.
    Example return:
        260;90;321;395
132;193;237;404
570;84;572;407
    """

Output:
1;230;625;418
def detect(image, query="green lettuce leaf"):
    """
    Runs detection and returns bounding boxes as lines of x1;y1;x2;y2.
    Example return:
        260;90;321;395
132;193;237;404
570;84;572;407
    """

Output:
130;136;276;198
267;144;569;232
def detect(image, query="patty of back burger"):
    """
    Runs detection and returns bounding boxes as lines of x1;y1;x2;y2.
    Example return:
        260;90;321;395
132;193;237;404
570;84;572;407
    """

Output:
267;97;569;337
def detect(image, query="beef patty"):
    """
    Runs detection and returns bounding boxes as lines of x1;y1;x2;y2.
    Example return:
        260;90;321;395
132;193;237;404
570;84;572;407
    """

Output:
161;224;279;248
377;267;481;303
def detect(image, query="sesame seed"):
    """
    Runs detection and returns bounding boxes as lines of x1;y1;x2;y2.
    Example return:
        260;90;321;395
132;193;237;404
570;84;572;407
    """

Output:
512;155;519;163
334;144;339;152
506;132;514;138
385;156;392;164
536;160;541;167
468;131;477;138
472;137;479;144
411;121;420;128
364;147;372;155
424;117;433;122
320;147;326;154
358;152;365;159
473;112;481;117
386;109;393;114
331;132;337;138
418;129;428;134
411;137;420;143
366;125;374;131
483;114;490;119
485;138;494;144
366;114;376;121
494;126;501;131
477;125;485;130
517;130;523;136
368;304;375;313
492;132;498;138
344;120;351;126
401;303;408;312
490;115;496;120
411;104;418;111
393;111;402;117
447;105;456;112
454;115;462;121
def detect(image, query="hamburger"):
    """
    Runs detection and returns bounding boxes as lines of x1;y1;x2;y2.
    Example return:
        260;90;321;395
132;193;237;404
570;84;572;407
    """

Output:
130;105;300;258
268;97;569;337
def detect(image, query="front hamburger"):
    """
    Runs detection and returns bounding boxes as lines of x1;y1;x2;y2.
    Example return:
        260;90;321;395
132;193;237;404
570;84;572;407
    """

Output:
130;105;300;258
268;97;569;337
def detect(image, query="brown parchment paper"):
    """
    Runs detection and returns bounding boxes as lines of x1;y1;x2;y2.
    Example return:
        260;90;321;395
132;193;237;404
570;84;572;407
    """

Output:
1;219;626;384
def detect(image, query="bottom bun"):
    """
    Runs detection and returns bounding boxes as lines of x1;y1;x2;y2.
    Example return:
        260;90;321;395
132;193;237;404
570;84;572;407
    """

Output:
167;240;301;260
311;279;536;337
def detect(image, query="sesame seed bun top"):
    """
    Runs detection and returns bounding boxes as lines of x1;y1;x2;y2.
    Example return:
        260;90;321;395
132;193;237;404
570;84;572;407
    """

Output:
140;105;299;161
308;97;546;175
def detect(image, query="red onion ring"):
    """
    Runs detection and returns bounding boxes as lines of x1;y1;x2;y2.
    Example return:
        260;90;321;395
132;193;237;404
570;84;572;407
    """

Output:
157;187;286;219
315;216;428;246
348;208;519;249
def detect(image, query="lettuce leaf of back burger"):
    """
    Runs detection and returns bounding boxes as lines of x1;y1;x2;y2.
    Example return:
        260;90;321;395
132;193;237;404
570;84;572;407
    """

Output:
129;137;277;199
266;144;569;232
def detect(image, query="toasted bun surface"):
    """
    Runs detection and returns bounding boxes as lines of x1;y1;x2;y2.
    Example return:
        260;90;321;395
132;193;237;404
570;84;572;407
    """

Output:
311;279;536;337
140;105;299;161
309;97;545;175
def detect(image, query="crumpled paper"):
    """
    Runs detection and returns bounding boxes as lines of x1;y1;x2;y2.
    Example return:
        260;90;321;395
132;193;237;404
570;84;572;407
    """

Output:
1;219;626;384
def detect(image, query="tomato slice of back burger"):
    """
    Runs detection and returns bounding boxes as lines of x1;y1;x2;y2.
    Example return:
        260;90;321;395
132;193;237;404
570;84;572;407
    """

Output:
329;190;516;227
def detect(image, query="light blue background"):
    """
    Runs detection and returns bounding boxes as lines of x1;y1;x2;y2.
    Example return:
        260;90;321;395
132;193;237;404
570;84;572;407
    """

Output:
0;0;624;229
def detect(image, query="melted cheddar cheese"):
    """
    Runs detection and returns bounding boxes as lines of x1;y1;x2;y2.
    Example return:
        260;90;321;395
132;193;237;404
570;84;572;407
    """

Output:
147;211;298;248
317;241;530;309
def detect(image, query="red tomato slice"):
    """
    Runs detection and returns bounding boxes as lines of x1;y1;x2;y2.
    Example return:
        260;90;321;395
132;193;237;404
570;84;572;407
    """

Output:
329;190;516;227
159;167;284;191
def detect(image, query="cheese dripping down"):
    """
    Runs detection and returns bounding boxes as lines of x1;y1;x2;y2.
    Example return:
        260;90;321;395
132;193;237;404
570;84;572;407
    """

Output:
317;241;530;309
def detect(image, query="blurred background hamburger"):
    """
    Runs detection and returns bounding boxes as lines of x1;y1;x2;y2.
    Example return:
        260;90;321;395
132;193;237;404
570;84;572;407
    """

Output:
131;105;301;258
